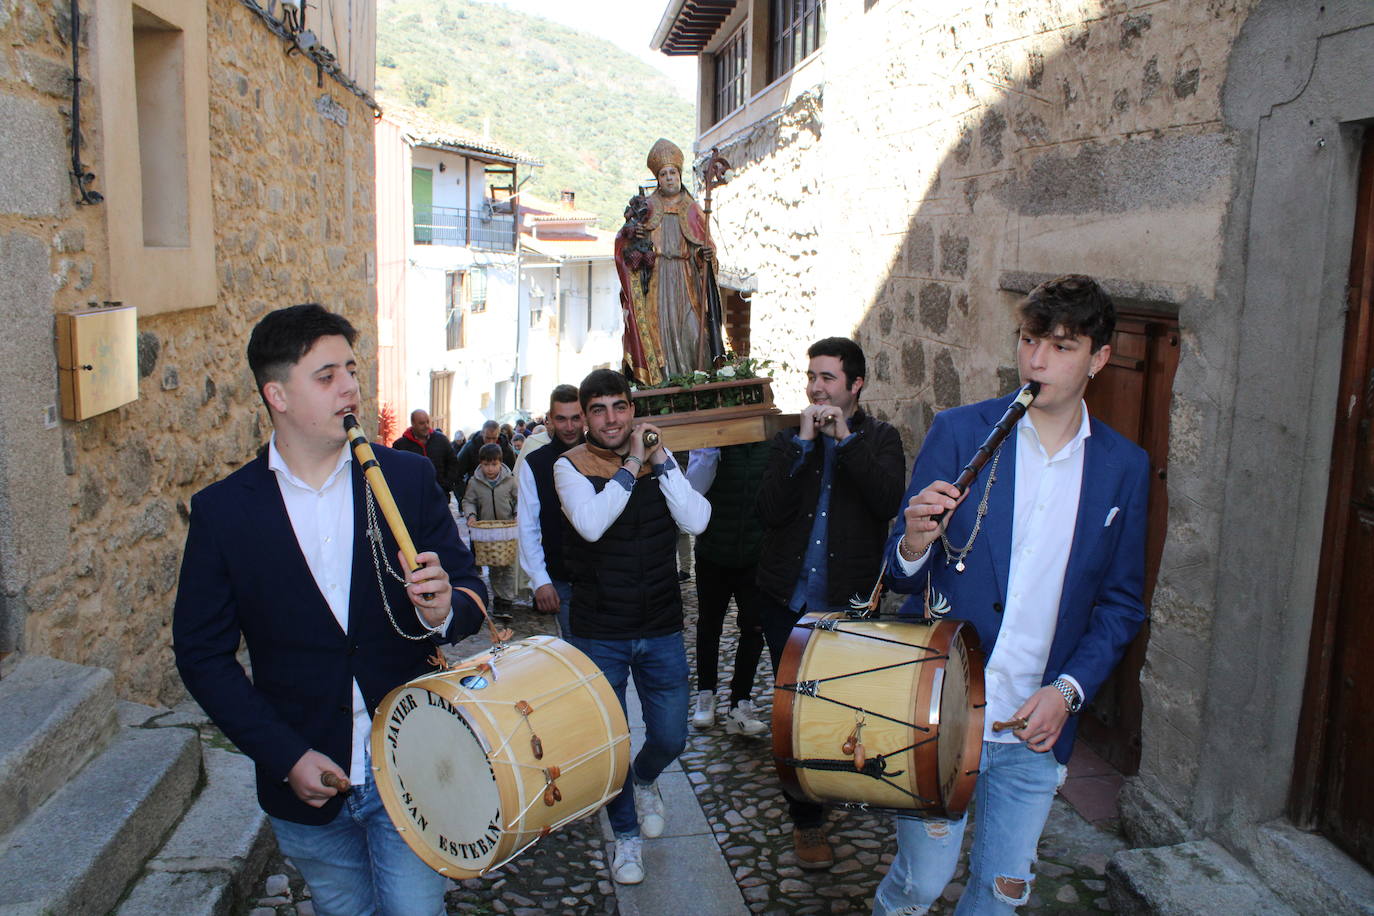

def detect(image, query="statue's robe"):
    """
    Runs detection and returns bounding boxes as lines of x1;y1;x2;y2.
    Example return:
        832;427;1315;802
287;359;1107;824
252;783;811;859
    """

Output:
615;191;715;386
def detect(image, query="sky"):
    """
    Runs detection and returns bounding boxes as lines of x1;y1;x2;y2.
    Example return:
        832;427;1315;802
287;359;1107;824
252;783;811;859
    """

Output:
473;0;699;100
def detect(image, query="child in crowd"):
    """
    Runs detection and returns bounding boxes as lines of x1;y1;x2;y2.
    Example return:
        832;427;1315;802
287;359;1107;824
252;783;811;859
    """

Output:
463;443;519;612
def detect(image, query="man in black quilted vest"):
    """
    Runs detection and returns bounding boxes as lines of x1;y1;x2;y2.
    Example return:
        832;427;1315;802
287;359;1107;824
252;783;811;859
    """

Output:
553;369;711;886
516;383;583;637
756;336;909;870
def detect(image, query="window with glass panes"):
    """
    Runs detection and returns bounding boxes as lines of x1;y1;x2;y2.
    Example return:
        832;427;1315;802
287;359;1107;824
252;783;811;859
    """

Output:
769;0;825;83
714;25;747;124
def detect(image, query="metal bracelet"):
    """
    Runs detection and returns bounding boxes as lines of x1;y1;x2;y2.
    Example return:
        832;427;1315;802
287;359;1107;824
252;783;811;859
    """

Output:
1051;677;1080;714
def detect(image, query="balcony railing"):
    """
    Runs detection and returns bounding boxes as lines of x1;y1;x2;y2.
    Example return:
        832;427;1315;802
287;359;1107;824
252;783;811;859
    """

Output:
414;205;516;252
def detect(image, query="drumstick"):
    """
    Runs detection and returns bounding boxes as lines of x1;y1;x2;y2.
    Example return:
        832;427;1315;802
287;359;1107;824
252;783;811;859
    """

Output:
321;771;352;794
992;717;1028;733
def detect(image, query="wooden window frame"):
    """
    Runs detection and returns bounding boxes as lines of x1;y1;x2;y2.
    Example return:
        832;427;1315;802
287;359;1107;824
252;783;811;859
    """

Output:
713;24;748;124
769;0;825;84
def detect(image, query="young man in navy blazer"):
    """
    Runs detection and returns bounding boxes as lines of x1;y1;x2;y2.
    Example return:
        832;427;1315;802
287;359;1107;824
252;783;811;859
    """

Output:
173;304;488;916
873;276;1149;915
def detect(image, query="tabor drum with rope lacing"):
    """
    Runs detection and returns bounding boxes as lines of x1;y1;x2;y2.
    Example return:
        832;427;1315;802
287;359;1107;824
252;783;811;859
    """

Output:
371;635;630;878
772;612;985;818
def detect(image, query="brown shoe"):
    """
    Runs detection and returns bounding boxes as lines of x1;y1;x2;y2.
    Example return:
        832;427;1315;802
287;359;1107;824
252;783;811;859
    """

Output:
793;826;834;871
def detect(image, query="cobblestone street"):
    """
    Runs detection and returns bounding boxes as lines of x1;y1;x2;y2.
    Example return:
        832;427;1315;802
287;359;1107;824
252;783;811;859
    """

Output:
238;561;1126;915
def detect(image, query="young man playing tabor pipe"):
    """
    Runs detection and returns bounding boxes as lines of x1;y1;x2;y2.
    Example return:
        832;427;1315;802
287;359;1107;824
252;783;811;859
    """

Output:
755;336;908;870
173;304;491;916
872;275;1149;915
553;369;711;885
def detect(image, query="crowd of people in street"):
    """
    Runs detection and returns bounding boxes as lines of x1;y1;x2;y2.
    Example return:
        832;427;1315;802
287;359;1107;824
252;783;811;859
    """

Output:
171;273;1148;915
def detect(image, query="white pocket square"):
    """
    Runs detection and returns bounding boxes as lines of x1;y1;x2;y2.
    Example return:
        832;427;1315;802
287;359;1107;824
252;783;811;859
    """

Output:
1104;506;1120;527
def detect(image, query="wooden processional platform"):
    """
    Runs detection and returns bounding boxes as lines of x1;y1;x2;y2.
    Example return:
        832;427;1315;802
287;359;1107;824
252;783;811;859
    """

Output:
631;377;797;452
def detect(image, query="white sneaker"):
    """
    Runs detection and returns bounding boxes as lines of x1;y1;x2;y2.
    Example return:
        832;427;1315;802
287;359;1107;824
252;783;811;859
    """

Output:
633;781;666;838
611;835;645;885
725;699;768;737
691;689;716;728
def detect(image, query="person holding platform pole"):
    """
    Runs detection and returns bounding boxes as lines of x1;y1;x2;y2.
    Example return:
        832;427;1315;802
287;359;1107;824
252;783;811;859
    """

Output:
553;368;711;886
872;275;1149;915
173;304;490;916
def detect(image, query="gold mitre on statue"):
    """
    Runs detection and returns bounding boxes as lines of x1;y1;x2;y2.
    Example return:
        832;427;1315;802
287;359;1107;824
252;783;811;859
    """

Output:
647;138;685;176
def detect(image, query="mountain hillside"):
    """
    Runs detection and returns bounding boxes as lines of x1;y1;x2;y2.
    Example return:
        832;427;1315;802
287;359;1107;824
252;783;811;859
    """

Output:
376;0;697;227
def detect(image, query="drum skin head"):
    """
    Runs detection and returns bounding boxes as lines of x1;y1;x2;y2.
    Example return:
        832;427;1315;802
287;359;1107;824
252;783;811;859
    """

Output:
373;681;506;873
371;636;630;878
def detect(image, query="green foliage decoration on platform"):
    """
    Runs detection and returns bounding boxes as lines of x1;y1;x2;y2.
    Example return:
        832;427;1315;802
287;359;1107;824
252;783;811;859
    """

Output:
633;357;775;417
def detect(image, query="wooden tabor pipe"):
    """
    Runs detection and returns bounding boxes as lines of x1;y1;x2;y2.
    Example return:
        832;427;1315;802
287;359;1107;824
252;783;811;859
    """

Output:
343;414;420;573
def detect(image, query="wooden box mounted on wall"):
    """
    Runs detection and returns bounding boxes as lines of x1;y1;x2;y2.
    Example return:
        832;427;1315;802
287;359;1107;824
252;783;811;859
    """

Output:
57;305;139;420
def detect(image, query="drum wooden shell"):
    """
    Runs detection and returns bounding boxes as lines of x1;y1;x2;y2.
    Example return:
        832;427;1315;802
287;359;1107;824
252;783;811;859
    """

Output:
772;613;985;818
371;636;630;878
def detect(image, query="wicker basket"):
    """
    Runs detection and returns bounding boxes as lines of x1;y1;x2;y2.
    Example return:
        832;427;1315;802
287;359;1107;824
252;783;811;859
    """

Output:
468;519;518;567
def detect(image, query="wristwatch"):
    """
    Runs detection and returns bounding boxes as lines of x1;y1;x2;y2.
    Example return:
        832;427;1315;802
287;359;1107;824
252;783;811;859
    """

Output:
1051;677;1082;715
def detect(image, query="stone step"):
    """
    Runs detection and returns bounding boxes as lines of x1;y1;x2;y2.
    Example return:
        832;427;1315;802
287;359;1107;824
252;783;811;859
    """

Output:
0;655;118;840
0;722;200;916
114;745;273;916
1252;820;1374;915
1107;839;1299;915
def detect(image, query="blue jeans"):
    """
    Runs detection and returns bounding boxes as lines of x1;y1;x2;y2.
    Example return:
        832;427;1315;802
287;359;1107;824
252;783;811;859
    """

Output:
269;770;447;916
566;631;689;837
873;741;1066;915
552;579;573;640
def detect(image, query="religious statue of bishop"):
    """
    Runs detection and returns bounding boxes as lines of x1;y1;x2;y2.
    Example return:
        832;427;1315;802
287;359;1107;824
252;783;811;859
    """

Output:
614;138;725;387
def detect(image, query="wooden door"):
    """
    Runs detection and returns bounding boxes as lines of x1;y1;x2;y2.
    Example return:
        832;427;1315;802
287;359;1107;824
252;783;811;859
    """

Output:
1079;313;1179;774
429;370;453;439
1291;136;1374;869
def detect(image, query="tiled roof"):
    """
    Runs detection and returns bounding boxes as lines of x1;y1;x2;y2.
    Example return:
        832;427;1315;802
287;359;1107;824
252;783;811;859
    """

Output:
520;193;600;223
380;104;542;165
522;227;615;261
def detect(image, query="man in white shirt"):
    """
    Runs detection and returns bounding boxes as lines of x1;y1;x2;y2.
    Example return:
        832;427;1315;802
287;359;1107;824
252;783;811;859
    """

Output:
553;369;710;886
516;384;584;637
173;304;489;916
873;276;1150;915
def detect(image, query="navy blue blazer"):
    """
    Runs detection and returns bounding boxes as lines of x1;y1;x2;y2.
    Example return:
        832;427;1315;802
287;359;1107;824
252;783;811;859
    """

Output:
885;393;1149;763
173;445;487;824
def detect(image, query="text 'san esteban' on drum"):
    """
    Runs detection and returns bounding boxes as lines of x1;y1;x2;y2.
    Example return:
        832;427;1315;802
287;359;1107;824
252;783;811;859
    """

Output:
371;636;630;878
772;613;985;819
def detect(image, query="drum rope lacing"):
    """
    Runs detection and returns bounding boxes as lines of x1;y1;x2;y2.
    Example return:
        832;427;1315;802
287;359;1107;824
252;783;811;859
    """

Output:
443;675;632;818
777;619;960;806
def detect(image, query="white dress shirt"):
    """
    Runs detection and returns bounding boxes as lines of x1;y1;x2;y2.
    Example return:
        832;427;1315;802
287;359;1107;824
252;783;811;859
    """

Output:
267;435;446;784
685;447;720;495
516;456;552;589
897;403;1091;743
554;452;711;542
267;436;371;785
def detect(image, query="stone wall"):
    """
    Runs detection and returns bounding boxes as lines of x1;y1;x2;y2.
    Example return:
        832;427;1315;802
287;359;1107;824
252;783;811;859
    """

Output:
697;89;823;410
0;0;376;705
699;0;1264;848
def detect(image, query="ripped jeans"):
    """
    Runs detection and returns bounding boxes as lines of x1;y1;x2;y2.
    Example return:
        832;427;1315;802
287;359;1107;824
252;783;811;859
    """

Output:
872;741;1066;915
